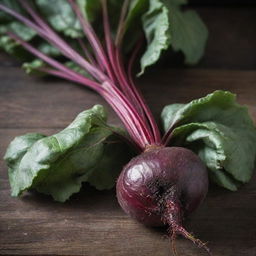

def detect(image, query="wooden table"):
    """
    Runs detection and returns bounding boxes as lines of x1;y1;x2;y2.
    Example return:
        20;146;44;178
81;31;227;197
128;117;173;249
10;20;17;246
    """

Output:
1;4;256;256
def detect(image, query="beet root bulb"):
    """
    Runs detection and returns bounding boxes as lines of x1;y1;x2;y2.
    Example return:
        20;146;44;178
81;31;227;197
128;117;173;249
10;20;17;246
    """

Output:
116;146;210;254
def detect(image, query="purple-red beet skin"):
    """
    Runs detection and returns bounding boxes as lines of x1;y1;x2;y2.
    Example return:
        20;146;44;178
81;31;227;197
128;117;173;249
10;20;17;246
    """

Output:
116;147;208;227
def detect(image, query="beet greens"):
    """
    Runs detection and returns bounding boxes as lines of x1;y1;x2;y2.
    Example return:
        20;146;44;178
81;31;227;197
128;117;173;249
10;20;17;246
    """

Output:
0;0;208;150
1;1;256;255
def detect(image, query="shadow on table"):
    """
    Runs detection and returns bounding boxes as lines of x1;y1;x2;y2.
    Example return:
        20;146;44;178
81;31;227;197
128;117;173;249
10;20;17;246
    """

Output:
20;175;256;256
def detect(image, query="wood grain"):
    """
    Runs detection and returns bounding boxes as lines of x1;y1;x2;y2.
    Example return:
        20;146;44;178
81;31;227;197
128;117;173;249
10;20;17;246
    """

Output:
0;66;256;256
1;67;256;129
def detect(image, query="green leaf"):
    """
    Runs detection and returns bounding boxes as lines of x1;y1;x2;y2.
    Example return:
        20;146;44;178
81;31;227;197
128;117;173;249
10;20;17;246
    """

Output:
126;0;148;28
22;59;94;78
4;133;46;169
9;21;36;41
0;0;36;54
165;0;208;64
22;44;61;75
4;105;132;202
139;0;170;75
38;43;60;56
139;0;208;74
0;21;36;41
87;137;133;190
0;0;24;21
35;0;83;38
0;35;18;54
122;0;148;53
0;21;36;55
0;0;208;77
22;59;45;75
161;91;256;191
77;0;101;22
22;43;60;75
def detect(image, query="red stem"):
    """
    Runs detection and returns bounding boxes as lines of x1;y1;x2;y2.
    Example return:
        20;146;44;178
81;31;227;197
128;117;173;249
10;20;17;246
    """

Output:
162;121;181;146
101;0;157;145
77;38;98;67
127;39;162;144
7;32;101;91
115;0;130;47
102;82;153;147
115;49;147;118
10;30;151;149
101;0;146;120
101;0;117;84
0;1;163;150
102;90;146;149
39;67;141;152
0;2;106;82
68;0;116;82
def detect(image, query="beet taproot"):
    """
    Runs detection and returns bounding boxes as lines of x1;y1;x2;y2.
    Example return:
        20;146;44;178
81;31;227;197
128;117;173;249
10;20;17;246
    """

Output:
117;146;210;253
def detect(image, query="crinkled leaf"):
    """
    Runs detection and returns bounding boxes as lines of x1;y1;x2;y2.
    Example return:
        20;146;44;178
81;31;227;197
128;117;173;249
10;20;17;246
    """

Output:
0;0;24;21
38;43;60;56
0;21;36;55
35;0;83;38
4;105;132;202
22;59;94;78
22;43;59;75
2;21;36;41
0;0;36;54
0;35;18;54
22;59;45;75
0;0;207;76
165;0;208;64
139;0;170;75
161;91;256;191
139;0;208;74
4;133;46;168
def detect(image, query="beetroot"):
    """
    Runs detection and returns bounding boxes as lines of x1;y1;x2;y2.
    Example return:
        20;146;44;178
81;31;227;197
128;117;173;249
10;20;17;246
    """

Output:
117;146;210;253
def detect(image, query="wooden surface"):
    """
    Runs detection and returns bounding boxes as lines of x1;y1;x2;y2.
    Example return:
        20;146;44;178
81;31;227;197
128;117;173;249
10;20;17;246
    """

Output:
1;5;256;256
